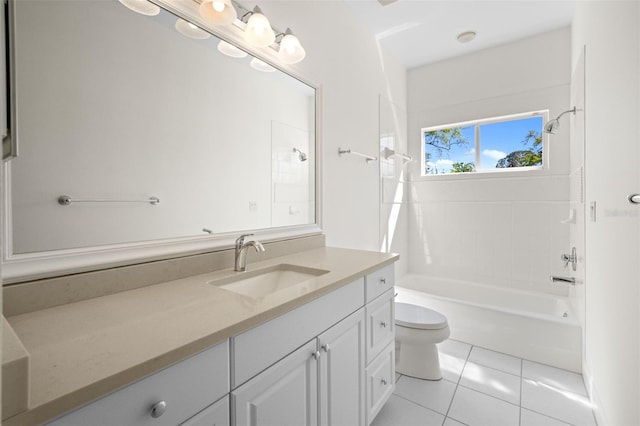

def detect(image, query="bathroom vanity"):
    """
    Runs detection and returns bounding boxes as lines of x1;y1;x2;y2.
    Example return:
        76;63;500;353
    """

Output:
2;247;397;426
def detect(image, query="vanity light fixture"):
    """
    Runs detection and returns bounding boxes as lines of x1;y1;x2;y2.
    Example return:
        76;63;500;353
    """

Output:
250;57;276;72
242;6;275;47
118;0;160;16
277;28;306;64
175;19;211;40
217;40;248;58
199;0;237;25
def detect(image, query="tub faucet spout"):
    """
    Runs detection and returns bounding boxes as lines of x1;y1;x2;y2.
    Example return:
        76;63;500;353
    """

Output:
234;234;265;272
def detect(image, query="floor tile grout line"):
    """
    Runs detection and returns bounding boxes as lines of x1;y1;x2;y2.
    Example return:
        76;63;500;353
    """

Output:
456;382;522;409
442;343;472;421
522;407;580;426
519;357;523;426
465;359;524;380
389;391;448;418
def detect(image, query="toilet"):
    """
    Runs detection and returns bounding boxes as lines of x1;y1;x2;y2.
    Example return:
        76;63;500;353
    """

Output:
395;302;450;380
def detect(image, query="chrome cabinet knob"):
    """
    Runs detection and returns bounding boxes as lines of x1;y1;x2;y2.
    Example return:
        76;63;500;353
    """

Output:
150;400;167;418
380;277;386;284
380;321;387;328
380;378;388;386
322;344;330;353
312;350;321;360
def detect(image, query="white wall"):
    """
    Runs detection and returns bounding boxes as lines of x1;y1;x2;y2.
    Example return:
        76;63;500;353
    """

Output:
572;2;640;424
406;28;573;296
257;1;408;260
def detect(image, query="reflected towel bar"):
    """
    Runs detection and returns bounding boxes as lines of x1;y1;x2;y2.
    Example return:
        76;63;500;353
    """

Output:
383;147;412;162
58;195;160;206
338;148;377;163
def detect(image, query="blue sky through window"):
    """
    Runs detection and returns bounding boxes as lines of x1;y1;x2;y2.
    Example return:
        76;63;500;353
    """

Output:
424;115;543;174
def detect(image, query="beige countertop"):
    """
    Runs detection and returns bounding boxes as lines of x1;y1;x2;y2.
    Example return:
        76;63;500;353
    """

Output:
4;247;398;426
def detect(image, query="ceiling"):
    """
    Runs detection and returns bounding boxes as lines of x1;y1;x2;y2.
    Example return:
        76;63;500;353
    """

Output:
343;0;575;69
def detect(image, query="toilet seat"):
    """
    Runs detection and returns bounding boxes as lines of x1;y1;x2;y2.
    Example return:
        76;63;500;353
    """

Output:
395;302;448;330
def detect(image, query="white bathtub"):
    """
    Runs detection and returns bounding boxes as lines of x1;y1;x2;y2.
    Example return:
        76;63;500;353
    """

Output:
396;275;582;372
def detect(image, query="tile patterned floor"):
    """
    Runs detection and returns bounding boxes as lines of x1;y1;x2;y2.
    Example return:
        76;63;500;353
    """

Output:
371;340;597;426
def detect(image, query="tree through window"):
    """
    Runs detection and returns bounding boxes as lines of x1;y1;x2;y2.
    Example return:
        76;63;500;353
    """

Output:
422;113;545;175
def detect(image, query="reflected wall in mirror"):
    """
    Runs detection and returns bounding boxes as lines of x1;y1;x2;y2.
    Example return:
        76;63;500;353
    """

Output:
8;0;316;255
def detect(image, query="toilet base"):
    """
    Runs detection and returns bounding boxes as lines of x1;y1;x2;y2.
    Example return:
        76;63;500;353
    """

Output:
396;340;443;381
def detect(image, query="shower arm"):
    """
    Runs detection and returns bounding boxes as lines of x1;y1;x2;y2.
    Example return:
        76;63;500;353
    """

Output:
555;107;577;121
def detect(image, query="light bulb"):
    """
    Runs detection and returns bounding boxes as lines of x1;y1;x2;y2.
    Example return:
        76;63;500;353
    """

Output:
212;1;225;12
278;29;305;64
198;0;237;25
245;7;275;47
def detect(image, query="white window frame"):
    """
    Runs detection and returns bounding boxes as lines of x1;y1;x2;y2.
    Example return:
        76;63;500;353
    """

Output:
420;110;549;177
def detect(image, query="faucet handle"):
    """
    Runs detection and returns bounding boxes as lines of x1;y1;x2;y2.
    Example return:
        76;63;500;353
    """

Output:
236;233;254;246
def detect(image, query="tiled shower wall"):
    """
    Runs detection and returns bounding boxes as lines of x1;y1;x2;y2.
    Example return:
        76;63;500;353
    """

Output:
406;28;573;297
408;176;571;296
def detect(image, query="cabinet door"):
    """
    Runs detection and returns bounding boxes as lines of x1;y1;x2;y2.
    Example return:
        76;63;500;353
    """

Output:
318;309;366;426
232;340;318;426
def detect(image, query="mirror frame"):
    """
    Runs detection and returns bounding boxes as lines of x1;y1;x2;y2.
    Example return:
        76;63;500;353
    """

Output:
1;0;323;284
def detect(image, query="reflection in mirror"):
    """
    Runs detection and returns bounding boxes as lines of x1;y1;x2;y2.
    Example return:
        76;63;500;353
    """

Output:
8;0;316;255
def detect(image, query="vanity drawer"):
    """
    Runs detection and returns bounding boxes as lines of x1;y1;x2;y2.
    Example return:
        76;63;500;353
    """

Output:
47;340;229;426
366;288;395;364
365;342;395;425
365;264;394;303
232;278;364;388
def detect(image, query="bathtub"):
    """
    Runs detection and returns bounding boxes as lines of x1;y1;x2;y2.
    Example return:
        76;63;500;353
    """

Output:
396;275;582;372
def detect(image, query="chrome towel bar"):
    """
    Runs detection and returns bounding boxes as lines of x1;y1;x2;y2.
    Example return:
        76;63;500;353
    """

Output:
338;148;377;163
58;195;159;206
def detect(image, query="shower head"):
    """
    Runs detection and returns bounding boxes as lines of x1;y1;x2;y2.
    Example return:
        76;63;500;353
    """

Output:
544;118;560;135
543;107;577;134
293;147;307;162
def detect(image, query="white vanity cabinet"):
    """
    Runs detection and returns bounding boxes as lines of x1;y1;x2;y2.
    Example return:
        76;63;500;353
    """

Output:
231;309;366;426
231;264;395;426
42;263;396;426
46;340;230;426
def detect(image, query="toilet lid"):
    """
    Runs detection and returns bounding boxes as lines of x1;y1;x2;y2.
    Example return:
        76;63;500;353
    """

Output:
395;302;448;330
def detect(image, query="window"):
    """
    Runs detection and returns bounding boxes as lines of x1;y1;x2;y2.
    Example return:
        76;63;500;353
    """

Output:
422;112;546;175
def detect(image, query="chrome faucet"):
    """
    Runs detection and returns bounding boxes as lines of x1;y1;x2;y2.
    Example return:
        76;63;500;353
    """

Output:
234;234;265;272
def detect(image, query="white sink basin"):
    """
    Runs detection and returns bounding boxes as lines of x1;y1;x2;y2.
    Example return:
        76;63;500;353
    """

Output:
209;264;330;298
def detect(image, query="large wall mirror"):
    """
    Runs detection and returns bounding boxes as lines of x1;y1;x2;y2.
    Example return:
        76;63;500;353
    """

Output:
3;0;319;282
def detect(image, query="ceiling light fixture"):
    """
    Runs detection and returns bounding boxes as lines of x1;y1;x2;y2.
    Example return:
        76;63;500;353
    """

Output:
175;19;211;40
118;0;160;16
199;0;237;25
276;28;306;64
457;31;476;44
243;6;275;47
